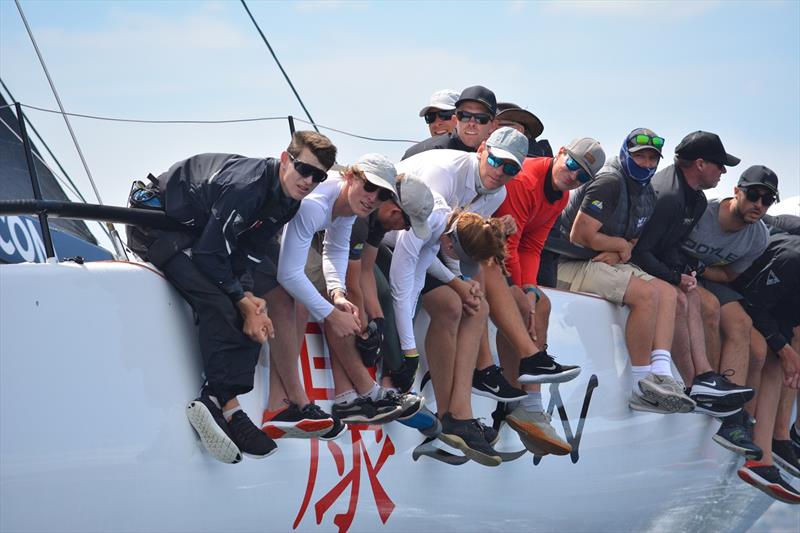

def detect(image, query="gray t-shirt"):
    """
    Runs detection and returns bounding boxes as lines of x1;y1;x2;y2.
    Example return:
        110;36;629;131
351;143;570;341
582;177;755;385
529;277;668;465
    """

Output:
682;198;769;274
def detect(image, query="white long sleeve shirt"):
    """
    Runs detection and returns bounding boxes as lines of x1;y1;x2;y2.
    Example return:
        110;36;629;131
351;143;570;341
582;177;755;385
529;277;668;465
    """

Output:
384;192;451;350
277;176;355;321
395;149;507;281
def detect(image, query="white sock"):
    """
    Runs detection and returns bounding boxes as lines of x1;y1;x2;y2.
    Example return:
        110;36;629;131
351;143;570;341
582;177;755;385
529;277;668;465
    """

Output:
366;383;382;401
631;365;652;394
335;389;358;405
222;406;241;422
521;392;543;412
650;350;673;376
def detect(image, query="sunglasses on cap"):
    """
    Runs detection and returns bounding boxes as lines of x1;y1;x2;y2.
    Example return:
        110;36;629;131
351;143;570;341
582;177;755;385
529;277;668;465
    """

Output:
565;156;591;184
486;152;521;177
360;176;394;201
629;134;665;149
288;153;328;183
743;187;776;207
456;110;492;125
424;110;456;124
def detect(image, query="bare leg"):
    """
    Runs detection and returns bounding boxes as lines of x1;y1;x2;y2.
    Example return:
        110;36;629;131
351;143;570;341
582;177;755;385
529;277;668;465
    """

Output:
745;328;768;415
650;278;677;352
774;384;796;441
534;291;551;347
700;288;722;372
449;297;490;419
672;289;695;383
476;325;495;370
752;353;783;466
326;320;374;395
264;286;309;409
687;288;713;376
621;275;659;366
485;263;540;358
718;301;752;386
496;287;540;393
421;285;461;416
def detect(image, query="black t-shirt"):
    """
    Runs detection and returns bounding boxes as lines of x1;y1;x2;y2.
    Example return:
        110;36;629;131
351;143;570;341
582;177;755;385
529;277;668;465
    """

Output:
578;175;621;229
348;211;387;260
401;131;474;160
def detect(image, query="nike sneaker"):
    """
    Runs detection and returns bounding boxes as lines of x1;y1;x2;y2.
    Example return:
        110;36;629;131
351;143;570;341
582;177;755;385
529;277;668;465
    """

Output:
439;413;502;467
629;390;673;415
261;402;334;439
518;351;581;384
472;365;527;402
713;411;762;460
689;370;754;406
772;439;800;478
506;406;571;455
638;373;695;413
331;395;402;424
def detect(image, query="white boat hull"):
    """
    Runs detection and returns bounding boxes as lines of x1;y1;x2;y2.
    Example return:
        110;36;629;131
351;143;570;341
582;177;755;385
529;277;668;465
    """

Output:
0;262;775;531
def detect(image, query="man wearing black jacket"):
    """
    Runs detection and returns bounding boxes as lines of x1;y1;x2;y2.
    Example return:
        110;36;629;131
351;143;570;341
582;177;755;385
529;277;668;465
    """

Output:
632;131;753;416
127;131;337;464
733;231;800;502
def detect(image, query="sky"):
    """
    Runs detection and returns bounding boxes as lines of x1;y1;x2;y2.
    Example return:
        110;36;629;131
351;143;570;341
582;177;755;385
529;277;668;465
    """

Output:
1;0;799;247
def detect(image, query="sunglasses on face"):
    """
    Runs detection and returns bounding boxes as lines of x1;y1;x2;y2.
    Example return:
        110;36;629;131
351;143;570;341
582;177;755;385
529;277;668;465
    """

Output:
424;110;456;124
456;110;492;125
360;176;394;201
486;152;521;177
743;188;776;207
565;156;591;184
629;133;665;149
288;153;328;183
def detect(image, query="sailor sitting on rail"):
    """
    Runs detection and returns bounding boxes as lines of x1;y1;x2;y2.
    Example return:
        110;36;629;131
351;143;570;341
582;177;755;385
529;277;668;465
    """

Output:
260;154;398;440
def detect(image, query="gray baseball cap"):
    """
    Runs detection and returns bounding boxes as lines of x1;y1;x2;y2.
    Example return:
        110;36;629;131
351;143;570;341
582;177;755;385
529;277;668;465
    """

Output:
355;153;397;197
396;173;434;240
419;89;459;117
486;127;529;167
565;137;606;179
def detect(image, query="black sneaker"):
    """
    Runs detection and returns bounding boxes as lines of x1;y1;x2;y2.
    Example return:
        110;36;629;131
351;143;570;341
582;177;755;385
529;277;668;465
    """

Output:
439;413;501;467
791;424;800;455
690;370;754;407
772;439;800;478
393;391;425;420
319;417;347;441
186;391;242;464
261;402;334;439
738;461;800;504
472;365;526;402
332;395;402;424
518;351;581;384
228;410;277;459
713;412;763;460
478;420;500;446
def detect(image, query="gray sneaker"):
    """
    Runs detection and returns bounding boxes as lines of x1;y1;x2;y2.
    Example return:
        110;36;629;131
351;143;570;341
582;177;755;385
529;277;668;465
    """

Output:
638;373;695;413
629;391;673;414
506;406;571;455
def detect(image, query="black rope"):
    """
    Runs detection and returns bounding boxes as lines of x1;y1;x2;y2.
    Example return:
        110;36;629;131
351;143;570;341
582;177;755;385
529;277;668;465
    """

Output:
293;117;418;144
21;104;286;124
239;0;320;133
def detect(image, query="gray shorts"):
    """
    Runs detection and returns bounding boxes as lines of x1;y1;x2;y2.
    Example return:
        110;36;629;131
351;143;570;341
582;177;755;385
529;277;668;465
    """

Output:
699;279;742;307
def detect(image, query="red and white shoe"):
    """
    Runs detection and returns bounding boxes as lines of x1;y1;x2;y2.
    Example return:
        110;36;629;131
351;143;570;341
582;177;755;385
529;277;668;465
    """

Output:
261;401;334;439
737;460;800;504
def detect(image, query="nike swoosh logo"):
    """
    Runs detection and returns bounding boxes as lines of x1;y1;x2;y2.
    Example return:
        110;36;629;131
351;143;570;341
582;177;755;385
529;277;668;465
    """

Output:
537;364;557;371
486;384;500;393
700;380;717;387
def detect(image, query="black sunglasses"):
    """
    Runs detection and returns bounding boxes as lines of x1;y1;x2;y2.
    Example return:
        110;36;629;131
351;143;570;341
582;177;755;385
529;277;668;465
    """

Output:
361;177;394;201
424;110;456;124
456;110;492;125
743;187;776;207
288;153;328;183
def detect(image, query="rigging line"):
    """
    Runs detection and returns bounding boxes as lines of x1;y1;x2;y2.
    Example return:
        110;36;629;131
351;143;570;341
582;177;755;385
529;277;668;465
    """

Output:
15;0;102;205
239;0;320;133
292;117;418;144
15;0;126;259
1;79;89;203
21;104;287;124
0;114;84;200
0;103;14;111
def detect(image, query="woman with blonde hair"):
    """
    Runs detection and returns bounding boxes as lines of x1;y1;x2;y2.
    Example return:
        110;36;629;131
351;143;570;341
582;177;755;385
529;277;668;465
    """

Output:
381;196;509;466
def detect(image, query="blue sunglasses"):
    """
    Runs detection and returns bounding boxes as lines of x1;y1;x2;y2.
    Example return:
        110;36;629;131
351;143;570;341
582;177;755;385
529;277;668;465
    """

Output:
486;152;521;177
565;157;591;184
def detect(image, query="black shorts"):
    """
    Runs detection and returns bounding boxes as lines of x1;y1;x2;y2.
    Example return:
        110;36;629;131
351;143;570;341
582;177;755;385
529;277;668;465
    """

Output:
252;236;282;295
700;279;742;307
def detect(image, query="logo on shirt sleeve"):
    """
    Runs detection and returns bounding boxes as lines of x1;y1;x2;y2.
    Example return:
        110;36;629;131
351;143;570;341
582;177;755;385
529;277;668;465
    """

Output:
588;200;604;211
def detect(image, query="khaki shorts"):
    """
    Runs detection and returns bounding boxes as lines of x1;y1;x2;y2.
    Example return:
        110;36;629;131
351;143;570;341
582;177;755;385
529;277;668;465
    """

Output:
556;260;653;305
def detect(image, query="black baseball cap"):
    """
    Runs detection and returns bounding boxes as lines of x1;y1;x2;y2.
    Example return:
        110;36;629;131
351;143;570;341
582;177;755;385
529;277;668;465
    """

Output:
738;165;780;200
455;85;497;117
674;131;740;166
